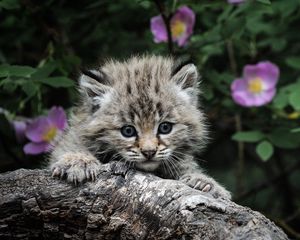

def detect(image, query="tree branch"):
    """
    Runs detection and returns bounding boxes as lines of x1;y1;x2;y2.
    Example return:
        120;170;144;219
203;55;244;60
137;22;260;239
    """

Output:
0;162;288;239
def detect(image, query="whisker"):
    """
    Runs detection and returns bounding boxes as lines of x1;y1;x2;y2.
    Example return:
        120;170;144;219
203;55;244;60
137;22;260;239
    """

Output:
165;160;174;179
171;150;192;158
167;157;181;179
159;148;168;152
162;160;167;176
128;150;138;154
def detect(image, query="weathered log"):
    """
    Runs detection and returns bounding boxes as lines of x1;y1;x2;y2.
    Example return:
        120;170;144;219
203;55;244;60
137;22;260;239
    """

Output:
0;162;287;240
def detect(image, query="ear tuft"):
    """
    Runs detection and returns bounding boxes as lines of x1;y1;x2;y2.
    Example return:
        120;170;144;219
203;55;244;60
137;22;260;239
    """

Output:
171;63;199;89
171;63;200;106
79;69;111;97
79;69;113;111
171;58;194;77
81;69;109;85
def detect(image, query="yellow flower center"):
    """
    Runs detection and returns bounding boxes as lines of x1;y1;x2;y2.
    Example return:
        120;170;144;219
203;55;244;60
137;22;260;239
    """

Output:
43;126;57;142
287;112;300;120
171;20;186;38
248;77;263;94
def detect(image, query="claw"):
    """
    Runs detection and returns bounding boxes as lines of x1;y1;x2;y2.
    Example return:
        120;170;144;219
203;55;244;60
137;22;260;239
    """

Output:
60;169;65;179
52;167;60;177
202;183;212;192
73;177;78;186
50;153;101;184
91;172;95;181
194;181;202;190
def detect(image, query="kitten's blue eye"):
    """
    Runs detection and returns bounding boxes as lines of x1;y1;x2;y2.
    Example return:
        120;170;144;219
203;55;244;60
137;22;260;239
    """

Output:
121;125;137;137
158;122;173;134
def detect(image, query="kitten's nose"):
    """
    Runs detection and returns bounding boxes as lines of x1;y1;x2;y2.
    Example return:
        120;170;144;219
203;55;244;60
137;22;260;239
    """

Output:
141;150;156;160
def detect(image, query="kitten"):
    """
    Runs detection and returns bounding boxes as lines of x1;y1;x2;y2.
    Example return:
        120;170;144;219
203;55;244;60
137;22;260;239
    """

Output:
50;55;231;199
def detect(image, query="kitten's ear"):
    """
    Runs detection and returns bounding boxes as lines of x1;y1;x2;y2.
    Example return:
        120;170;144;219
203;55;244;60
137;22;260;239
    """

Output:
171;63;200;105
79;69;113;110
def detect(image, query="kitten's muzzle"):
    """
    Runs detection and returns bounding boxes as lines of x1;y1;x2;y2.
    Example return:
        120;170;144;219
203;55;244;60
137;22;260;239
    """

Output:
141;150;157;160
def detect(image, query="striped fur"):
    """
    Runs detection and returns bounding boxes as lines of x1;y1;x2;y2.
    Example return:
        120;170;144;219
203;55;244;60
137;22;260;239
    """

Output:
49;55;230;199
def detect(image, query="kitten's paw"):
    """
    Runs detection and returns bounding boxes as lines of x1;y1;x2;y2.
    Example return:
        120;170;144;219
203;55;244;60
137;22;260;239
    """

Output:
51;152;101;184
180;173;231;199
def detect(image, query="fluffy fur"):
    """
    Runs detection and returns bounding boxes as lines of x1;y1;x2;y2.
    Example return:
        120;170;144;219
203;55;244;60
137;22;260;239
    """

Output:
49;55;230;199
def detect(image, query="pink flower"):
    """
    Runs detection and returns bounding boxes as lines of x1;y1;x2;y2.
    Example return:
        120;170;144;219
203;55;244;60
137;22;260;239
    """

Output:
150;6;195;47
24;106;67;155
231;61;280;107
227;0;246;4
12;121;28;143
12;118;33;143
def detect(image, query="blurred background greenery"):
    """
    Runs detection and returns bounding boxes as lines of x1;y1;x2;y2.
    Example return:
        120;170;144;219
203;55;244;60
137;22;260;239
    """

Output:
1;0;300;237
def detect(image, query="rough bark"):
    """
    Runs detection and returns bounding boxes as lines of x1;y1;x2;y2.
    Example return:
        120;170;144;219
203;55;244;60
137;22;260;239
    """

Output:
0;162;287;240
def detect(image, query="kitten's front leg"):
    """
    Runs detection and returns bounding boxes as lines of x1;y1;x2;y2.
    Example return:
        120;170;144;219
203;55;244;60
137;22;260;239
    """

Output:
179;172;231;199
50;130;101;184
51;152;101;184
178;160;231;199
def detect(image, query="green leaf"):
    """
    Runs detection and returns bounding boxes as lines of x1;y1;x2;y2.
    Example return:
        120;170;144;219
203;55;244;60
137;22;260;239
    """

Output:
273;0;299;17
246;15;273;35
1;65;36;77
258;38;287;52
0;0;20;9
0;64;9;78
35;76;74;88
285;57;300;70
268;128;300;149
9;66;36;77
256;141;274;161
232;131;265;142
21;82;39;98
256;0;271;4
273;91;288;109
291;128;300;133
221;17;246;38
31;62;56;80
1;78;17;93
289;91;300;110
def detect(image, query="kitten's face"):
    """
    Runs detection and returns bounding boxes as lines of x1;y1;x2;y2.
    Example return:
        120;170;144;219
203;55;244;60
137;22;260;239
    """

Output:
80;56;207;172
112;97;197;172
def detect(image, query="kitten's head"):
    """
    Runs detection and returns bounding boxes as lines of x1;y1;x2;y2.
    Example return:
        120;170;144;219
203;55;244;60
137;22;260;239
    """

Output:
79;56;207;172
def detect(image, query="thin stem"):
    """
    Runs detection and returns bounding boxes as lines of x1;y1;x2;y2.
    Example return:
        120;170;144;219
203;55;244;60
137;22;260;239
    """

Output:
153;0;174;54
172;0;177;12
234;114;245;193
227;39;245;193
227;39;238;76
274;153;295;216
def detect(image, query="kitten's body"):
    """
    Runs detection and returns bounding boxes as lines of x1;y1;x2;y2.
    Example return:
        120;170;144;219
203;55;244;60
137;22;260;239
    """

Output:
50;56;230;199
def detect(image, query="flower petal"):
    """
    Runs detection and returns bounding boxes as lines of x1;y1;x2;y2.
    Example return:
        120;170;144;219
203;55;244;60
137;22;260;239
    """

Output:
232;88;276;107
231;78;248;92
232;61;279;107
257;88;277;105
150;15;168;43
175;6;195;34
232;90;255;107
23;142;49;155
12;121;27;143
172;6;195;46
48;106;67;130
244;61;279;89
25;116;51;142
